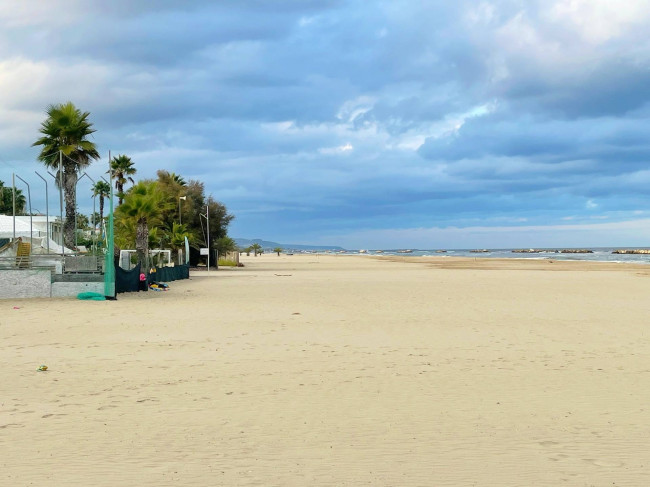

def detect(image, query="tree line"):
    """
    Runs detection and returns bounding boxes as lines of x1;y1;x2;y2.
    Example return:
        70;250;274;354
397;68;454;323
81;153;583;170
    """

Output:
30;101;235;267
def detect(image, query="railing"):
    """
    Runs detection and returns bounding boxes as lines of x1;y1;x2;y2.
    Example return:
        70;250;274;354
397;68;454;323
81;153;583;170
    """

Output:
0;255;58;273
63;255;104;273
0;256;28;270
0;254;103;274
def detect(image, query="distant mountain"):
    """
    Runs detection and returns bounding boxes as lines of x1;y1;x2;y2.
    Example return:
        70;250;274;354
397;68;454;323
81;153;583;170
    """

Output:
234;238;345;251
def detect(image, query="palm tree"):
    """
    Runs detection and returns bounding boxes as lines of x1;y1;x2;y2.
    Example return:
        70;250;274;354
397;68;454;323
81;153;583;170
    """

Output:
32;102;100;248
274;247;283;256
115;182;168;268
166;222;192;262
156;170;188;225
91;180;111;236
114;217;137;252
215;236;237;257
0;181;27;215
109;154;136;205
251;243;262;256
170;172;186;186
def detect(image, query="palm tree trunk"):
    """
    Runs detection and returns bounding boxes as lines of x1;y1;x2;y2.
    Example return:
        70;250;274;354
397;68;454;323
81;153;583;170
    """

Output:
117;181;124;205
135;216;148;269
63;163;77;249
99;197;104;238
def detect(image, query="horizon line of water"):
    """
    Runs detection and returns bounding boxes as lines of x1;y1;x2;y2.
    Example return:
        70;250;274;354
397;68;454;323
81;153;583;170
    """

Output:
292;247;650;263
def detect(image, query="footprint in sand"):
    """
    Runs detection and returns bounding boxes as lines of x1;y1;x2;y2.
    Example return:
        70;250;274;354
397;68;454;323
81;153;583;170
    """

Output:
538;440;559;447
583;458;624;468
549;454;569;461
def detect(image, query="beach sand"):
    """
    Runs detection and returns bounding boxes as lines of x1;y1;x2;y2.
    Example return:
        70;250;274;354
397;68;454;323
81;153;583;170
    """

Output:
2;254;650;485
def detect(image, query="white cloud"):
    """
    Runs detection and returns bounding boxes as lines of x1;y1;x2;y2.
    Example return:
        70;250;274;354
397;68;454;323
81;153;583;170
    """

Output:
0;57;162;114
336;96;376;123
0;1;87;28
547;0;650;44
318;143;353;155
298;16;316;27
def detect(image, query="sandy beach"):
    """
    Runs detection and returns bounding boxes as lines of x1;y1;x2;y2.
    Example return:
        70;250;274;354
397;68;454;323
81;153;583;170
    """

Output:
2;253;650;486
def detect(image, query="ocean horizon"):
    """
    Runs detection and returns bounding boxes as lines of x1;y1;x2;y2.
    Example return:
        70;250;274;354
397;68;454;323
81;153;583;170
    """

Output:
301;247;650;264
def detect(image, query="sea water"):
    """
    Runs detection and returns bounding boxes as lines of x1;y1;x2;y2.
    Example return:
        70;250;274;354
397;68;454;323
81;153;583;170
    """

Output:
333;248;650;264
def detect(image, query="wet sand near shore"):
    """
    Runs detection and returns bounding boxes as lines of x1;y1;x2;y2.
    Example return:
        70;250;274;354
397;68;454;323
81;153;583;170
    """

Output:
380;254;650;272
2;254;650;486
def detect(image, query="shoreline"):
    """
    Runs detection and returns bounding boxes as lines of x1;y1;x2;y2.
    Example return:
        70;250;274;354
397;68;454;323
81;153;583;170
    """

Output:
233;252;650;272
373;254;650;271
246;248;650;265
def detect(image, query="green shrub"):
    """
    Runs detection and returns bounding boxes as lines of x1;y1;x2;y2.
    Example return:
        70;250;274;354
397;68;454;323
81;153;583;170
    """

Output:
218;258;238;267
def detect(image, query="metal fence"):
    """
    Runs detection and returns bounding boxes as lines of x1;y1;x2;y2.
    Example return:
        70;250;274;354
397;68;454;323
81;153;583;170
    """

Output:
63;255;103;273
0;254;103;274
0;255;58;272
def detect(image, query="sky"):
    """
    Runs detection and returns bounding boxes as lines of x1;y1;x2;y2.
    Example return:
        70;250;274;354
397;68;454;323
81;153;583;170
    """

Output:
1;0;650;249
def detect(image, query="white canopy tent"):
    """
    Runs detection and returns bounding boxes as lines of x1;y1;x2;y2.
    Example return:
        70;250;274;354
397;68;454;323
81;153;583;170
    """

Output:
0;216;73;254
0;215;39;239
